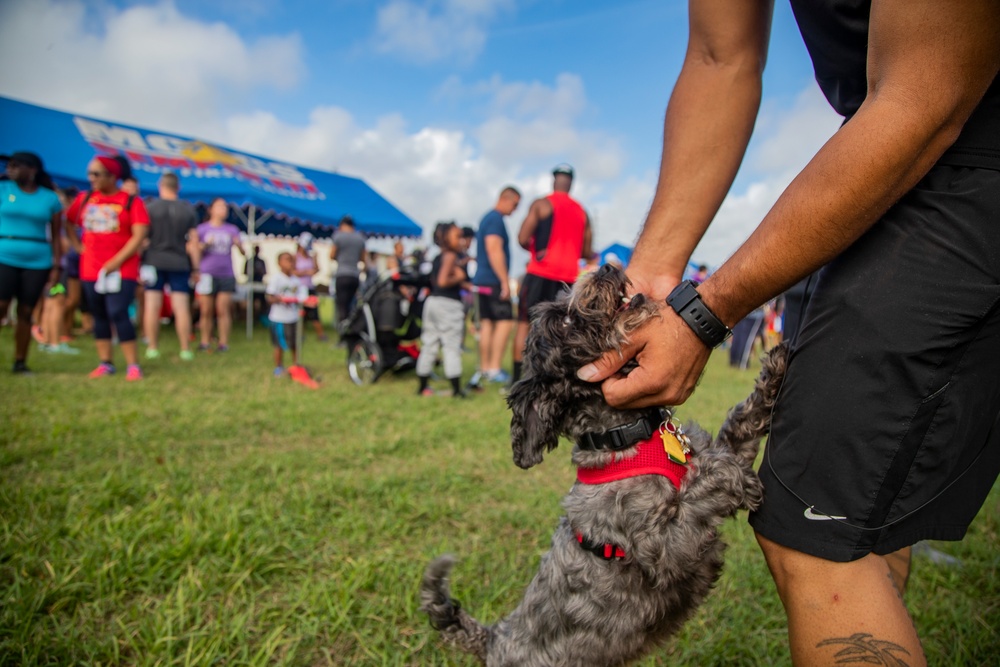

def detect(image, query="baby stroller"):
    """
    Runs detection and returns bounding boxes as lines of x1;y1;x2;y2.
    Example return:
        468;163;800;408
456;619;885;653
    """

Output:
340;265;429;385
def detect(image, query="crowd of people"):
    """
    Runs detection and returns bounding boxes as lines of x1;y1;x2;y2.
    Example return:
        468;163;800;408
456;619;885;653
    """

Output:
1;153;622;393
2;153;767;391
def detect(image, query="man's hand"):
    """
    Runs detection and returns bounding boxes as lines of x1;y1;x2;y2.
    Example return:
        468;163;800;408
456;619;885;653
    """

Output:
576;301;711;408
499;283;510;301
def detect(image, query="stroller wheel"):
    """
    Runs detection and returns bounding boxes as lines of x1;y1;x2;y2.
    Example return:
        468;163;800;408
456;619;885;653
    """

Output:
348;336;383;385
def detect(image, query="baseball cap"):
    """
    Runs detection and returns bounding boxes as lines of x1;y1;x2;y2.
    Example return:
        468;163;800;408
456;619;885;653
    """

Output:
1;151;44;170
552;163;574;177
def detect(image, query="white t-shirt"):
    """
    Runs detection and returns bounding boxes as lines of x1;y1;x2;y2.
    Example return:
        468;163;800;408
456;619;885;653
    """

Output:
266;272;308;324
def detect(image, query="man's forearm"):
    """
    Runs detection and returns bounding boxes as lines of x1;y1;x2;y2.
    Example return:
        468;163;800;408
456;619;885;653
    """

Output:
631;37;766;284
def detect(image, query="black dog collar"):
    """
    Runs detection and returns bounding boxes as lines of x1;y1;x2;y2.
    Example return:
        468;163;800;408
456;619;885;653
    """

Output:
576;408;670;452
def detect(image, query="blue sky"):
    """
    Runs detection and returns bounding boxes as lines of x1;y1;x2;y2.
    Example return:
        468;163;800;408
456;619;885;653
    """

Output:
0;0;842;266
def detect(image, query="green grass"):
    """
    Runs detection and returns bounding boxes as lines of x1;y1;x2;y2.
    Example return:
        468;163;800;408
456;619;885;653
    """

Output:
1;329;998;666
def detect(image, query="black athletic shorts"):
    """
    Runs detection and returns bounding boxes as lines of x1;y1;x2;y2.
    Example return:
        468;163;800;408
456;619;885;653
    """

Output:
476;288;513;321
0;262;50;308
517;273;571;323
749;165;1000;562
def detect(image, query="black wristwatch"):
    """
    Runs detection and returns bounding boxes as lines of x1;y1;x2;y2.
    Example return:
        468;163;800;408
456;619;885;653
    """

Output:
666;280;732;348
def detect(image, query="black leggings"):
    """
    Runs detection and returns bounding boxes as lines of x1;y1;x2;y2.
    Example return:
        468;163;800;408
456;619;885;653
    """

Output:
335;276;360;325
82;279;138;342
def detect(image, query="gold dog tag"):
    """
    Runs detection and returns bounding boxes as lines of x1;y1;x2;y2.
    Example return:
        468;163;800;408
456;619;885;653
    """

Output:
662;431;689;465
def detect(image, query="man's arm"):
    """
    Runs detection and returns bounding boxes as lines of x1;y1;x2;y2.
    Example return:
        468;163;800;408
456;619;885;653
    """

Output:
581;214;593;260
517;198;551;250
484;234;511;300
582;0;1000;408
627;0;774;299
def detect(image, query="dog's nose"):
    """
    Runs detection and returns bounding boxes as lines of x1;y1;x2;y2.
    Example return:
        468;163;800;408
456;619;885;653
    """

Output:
597;263;616;278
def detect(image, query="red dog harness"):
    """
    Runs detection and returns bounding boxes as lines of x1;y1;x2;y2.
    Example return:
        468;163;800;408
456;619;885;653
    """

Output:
574;412;692;561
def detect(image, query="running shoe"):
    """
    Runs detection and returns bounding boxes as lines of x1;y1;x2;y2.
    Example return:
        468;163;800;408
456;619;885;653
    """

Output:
145;348;161;360
489;370;511;384
126;365;143;381
89;362;115;378
216;345;229;353
54;343;80;355
13;360;32;375
419;387;436;397
288;365;320;389
198;343;212;351
273;366;284;377
179;350;195;361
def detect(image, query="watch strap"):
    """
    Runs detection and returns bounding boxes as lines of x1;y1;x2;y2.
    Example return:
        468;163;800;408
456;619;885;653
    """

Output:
666;281;732;348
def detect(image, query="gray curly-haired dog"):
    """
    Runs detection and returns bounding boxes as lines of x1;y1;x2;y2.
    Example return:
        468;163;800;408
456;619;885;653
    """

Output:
420;263;787;666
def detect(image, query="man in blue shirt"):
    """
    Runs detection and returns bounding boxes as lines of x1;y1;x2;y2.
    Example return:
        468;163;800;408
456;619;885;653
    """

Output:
472;186;520;384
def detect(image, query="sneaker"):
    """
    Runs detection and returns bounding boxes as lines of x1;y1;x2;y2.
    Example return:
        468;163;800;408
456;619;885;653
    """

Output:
54;343;81;355
145;348;161;360
38;343;55;353
419;387;436;397
179;350;195;362
273;366;284;377
489;370;511;384
125;365;143;382
31;325;45;344
288;365;320;389
89;362;115;378
216;345;229;353
453;390;469;399
13;360;32;375
198;343;211;352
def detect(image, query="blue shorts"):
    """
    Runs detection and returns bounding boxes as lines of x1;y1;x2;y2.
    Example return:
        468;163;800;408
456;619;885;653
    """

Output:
148;268;192;294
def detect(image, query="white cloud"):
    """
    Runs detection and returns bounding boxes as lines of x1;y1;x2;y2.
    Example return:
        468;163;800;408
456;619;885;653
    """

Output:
0;0;303;132
374;0;514;64
688;85;843;266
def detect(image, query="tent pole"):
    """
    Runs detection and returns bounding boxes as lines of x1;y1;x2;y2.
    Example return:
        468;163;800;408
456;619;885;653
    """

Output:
246;204;256;340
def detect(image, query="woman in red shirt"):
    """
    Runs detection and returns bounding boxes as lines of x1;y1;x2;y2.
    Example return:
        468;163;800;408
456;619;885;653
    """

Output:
65;156;149;380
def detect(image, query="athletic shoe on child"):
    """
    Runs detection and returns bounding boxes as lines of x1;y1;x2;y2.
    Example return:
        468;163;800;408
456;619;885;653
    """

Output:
419;387;436;397
216;345;229;353
13;360;32;374
145;348;161;360
125;365;143;381
54;343;80;355
273;366;284;377
179;350;195;361
89;362;115;378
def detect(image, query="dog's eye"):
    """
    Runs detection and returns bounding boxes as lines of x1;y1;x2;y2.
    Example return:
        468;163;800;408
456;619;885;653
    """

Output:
562;316;572;327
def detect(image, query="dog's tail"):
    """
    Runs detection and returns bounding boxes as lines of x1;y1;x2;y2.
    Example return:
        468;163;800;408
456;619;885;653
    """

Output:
715;343;788;467
419;555;491;664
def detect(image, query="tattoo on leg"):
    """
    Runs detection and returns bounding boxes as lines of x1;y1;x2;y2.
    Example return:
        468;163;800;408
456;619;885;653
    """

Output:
817;633;911;666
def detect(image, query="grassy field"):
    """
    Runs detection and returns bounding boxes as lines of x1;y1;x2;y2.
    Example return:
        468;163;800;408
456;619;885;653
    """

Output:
2;327;998;666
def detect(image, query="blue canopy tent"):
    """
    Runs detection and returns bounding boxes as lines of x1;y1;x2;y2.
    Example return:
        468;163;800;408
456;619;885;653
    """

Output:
0;96;422;239
1;95;423;337
599;243;633;267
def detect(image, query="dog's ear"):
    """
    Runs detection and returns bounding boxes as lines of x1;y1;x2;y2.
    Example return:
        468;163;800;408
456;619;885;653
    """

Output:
507;372;565;469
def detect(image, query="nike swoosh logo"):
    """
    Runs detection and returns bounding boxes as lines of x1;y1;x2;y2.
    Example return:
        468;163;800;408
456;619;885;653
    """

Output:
803;506;847;521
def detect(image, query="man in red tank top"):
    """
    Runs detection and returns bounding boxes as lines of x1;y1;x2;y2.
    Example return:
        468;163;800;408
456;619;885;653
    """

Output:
510;164;592;386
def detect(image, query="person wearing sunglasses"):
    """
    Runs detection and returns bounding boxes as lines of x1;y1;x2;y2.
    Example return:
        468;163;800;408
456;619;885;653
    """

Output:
0;151;64;374
65;155;149;380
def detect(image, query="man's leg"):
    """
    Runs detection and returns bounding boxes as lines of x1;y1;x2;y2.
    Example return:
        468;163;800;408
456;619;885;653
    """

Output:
757;534;925;666
170;291;193;353
488;319;513;373
144;290;164;350
479;318;495;374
